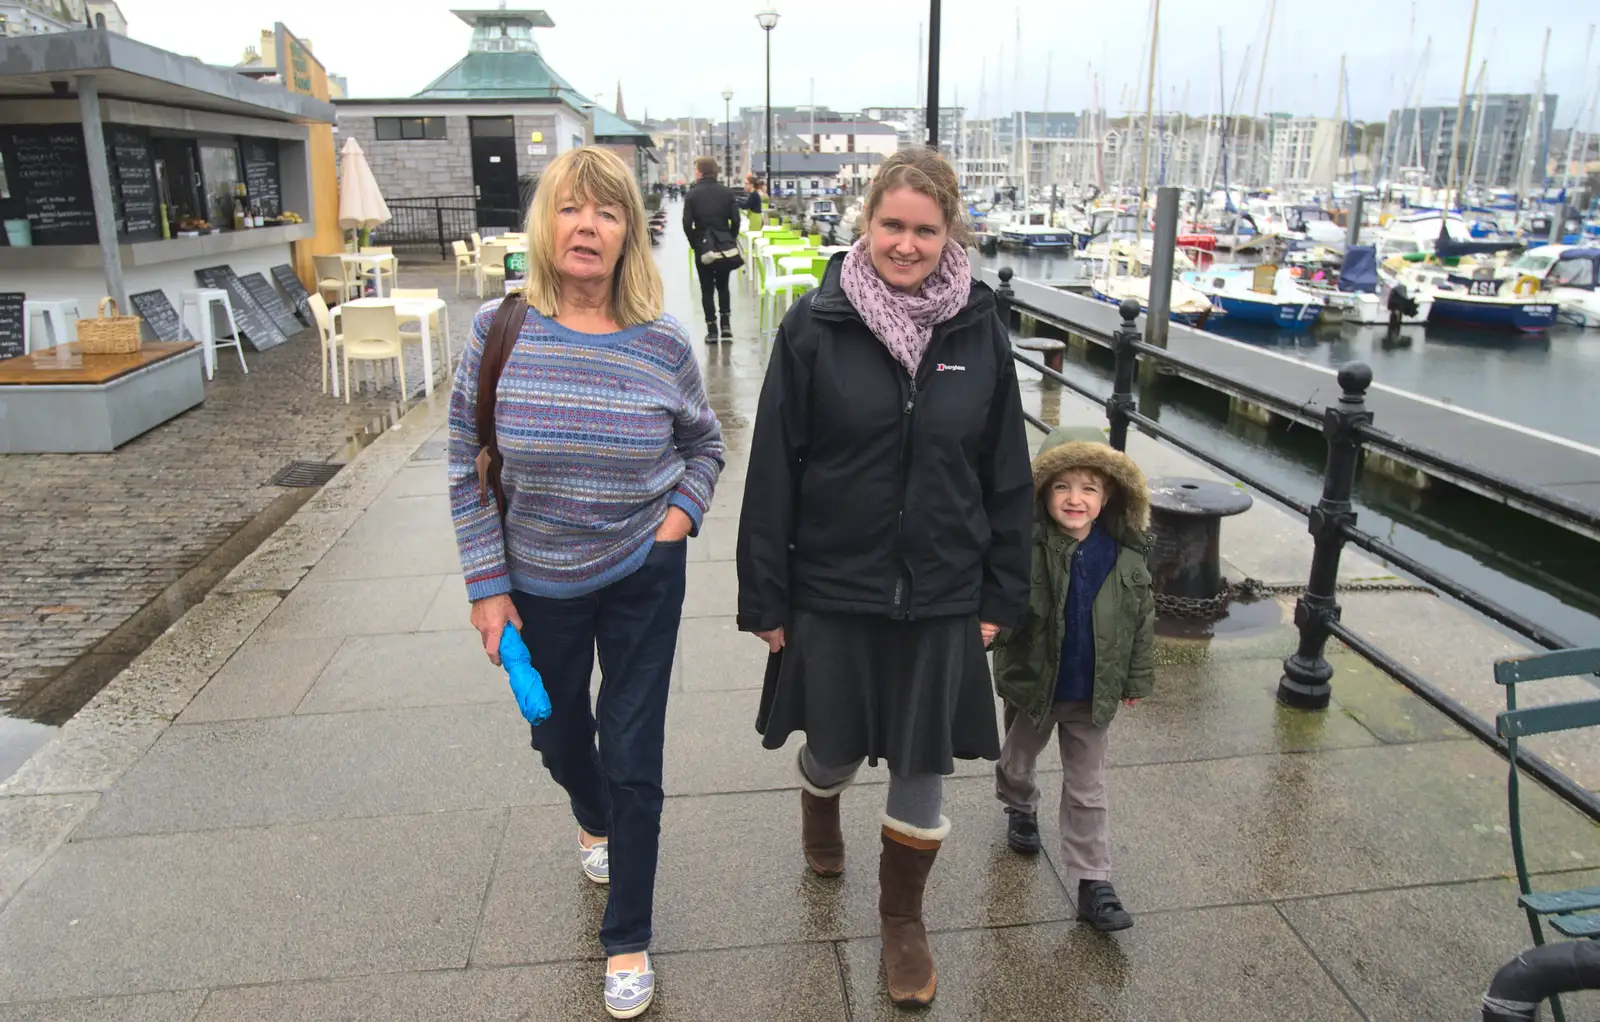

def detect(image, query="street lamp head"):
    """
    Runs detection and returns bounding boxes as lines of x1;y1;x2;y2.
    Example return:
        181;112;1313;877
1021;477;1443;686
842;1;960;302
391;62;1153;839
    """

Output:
722;88;734;102
755;8;779;30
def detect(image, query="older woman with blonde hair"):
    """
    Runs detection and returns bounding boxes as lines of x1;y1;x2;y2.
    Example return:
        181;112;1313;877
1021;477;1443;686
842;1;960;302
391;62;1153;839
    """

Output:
448;145;723;1019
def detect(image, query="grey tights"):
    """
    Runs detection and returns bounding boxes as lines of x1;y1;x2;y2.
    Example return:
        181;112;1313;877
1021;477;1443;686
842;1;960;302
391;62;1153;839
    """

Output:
799;744;944;832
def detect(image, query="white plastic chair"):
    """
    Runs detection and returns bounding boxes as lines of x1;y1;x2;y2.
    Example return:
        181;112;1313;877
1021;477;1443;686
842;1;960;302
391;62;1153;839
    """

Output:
758;248;817;342
180;288;248;380
340;304;406;403
358;246;398;293
22;299;80;353
478;243;508;297
314;254;360;306
391;287;451;378
307;293;342;396
452;240;478;296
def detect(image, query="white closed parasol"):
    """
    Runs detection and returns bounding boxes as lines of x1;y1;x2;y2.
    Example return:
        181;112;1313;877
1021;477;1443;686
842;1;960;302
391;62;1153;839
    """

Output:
338;136;391;231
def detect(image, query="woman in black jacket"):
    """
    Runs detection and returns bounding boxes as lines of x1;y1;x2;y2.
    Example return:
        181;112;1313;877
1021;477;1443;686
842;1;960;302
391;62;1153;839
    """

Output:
736;148;1031;1008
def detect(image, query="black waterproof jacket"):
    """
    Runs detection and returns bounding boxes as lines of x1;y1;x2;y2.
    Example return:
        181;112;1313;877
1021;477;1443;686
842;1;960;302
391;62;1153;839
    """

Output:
682;177;740;256
736;253;1032;633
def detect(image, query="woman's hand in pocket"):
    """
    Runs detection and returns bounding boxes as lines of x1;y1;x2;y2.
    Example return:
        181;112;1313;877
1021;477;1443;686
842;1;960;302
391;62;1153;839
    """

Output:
754;627;785;653
979;621;1001;647
654;507;694;543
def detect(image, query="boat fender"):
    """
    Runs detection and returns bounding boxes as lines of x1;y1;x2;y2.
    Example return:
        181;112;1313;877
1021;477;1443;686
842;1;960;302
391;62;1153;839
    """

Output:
1513;275;1540;296
1289;266;1304;277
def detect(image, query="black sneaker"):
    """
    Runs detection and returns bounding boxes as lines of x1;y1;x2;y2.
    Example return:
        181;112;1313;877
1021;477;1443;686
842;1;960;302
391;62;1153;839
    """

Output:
719;315;734;340
704;323;719;344
1005;807;1040;855
1077;880;1133;932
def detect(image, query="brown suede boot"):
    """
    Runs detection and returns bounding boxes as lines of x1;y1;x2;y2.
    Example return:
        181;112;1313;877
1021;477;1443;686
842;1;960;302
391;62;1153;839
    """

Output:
878;817;949;1007
800;791;845;876
796;747;854;877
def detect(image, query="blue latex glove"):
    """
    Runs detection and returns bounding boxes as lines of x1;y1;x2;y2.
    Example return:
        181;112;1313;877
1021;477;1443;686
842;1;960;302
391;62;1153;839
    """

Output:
499;625;551;726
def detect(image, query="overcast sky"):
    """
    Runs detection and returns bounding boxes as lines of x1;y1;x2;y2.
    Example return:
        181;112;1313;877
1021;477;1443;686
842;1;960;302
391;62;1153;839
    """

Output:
121;0;1598;125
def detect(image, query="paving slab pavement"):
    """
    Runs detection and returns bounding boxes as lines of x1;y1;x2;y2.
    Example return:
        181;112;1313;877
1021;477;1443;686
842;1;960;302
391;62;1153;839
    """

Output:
1;210;1597;1021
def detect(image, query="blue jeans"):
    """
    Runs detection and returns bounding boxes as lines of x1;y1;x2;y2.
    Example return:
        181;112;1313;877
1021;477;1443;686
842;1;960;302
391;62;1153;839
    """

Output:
508;539;686;955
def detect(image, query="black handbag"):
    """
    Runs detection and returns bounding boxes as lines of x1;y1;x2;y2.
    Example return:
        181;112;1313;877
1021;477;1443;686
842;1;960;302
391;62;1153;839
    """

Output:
698;225;744;271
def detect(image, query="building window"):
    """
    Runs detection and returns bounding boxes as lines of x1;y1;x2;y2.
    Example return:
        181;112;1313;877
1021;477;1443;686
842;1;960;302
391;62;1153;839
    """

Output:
374;117;447;141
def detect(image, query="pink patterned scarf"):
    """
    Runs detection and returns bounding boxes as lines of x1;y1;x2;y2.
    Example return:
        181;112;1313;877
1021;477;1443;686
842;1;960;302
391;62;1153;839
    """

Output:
839;237;972;376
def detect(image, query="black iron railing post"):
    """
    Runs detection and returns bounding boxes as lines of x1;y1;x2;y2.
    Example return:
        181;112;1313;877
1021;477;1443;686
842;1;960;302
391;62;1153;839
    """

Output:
1107;297;1140;452
435;203;448;261
995;267;1014;330
1278;361;1374;710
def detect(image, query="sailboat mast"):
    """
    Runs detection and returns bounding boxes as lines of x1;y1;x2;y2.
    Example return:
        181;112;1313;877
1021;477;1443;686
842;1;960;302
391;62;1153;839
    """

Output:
1135;0;1160;248
1559;24;1594;192
1464;60;1488;195
1330;54;1345;199
1410;38;1431;169
1519;27;1550;203
1445;0;1479;209
1246;0;1276;188
1382;2;1416;188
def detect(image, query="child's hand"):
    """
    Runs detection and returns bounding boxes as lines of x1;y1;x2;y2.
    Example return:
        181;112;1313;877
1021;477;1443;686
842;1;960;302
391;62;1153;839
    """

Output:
1121;698;1142;708
979;621;1000;647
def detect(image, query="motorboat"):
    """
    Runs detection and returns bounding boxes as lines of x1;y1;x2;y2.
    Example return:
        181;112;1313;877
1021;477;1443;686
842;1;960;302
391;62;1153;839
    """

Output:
1180;264;1323;332
1494;246;1600;328
1395;262;1558;333
998;210;1072;250
1308;245;1432;325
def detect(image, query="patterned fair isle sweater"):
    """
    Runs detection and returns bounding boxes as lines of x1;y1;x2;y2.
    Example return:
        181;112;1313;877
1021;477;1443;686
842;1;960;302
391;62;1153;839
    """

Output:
448;299;724;601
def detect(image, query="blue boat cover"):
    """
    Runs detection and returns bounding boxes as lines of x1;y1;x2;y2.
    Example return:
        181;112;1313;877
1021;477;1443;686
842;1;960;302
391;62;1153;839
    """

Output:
1338;245;1378;293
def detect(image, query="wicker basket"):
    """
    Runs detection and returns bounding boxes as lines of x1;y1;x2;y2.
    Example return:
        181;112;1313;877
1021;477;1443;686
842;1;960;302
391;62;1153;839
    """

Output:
76;297;143;355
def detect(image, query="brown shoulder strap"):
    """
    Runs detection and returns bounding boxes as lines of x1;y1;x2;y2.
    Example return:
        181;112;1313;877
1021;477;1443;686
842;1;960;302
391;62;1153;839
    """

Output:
473;292;528;517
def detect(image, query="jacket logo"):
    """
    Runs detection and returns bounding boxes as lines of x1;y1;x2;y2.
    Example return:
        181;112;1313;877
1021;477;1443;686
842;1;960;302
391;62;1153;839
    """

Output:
936;363;966;372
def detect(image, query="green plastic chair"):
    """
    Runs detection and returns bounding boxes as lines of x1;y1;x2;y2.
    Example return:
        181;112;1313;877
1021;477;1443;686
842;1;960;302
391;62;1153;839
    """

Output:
808;233;823;246
1495;647;1600;1022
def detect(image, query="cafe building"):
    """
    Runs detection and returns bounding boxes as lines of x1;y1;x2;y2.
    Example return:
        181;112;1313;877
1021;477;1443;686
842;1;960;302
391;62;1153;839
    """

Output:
0;27;335;451
0;28;331;315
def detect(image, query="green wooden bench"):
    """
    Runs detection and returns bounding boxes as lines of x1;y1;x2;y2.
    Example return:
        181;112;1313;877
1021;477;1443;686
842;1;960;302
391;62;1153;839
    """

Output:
1495;646;1600;1022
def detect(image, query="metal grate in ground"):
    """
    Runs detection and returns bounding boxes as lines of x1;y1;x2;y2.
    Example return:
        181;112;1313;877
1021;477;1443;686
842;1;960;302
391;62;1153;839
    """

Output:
410;440;448;462
268;461;346;487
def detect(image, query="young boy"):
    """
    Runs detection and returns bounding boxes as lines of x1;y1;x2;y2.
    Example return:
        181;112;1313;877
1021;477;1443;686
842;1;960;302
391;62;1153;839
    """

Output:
992;424;1155;932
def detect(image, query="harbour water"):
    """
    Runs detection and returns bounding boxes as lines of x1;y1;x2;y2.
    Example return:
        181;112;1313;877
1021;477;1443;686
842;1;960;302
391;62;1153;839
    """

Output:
973;248;1600;649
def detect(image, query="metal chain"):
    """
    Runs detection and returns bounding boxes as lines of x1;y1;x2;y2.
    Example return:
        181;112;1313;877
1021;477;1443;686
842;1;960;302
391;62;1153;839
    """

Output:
1153;577;1435;620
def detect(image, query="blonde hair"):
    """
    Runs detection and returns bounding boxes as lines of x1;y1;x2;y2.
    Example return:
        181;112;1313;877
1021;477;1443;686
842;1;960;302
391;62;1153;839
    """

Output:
858;148;972;247
521;146;663;327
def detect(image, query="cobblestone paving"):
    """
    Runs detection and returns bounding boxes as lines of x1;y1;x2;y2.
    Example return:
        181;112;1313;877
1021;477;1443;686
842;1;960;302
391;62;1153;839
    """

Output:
0;261;486;714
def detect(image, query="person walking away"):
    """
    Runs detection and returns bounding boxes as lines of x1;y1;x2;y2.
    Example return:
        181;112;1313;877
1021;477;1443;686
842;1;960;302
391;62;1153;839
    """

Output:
448;146;724;1019
683;156;741;343
737;148;1032;1007
992;425;1155;932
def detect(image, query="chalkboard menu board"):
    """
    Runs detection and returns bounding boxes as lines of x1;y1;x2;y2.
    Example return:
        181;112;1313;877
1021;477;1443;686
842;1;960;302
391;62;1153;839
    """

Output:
108;127;159;241
270;264;314;325
0;293;24;359
240;138;281;218
193;265;288;352
128;289;188;343
239;272;303;337
10;126;97;245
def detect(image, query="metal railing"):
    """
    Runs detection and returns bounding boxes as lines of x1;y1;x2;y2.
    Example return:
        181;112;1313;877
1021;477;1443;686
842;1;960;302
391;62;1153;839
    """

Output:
993;266;1600;824
373;196;525;260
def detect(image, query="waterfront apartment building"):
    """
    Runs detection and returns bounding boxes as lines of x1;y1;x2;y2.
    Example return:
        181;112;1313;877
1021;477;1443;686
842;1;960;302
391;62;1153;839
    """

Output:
1385;93;1558;189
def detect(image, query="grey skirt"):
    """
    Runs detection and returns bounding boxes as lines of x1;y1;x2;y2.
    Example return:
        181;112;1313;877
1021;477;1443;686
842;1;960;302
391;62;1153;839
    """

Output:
756;608;1001;776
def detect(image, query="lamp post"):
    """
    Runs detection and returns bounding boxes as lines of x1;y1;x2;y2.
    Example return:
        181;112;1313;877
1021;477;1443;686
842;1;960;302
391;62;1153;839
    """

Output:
756;8;779;199
925;0;941;150
722;88;734;182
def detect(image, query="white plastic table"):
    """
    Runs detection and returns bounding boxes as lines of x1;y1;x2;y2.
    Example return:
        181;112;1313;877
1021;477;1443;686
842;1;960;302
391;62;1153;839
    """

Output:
331;296;451;397
340;253;398;298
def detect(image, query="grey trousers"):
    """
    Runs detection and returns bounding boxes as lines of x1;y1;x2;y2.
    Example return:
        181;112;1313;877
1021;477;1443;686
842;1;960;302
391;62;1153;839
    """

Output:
995;701;1112;884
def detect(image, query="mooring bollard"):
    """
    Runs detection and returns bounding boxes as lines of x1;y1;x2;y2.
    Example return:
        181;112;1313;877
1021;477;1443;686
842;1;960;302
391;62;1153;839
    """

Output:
1106;298;1140;452
1278;361;1374;710
996;266;1015;330
1145;477;1254;613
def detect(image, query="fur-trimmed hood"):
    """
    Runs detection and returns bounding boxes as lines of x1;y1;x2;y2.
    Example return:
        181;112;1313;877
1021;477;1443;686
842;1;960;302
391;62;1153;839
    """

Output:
1031;425;1150;542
